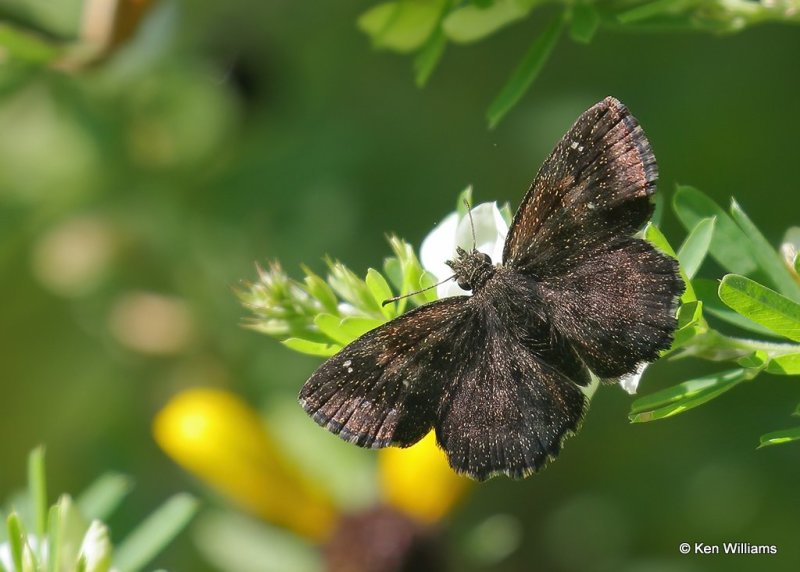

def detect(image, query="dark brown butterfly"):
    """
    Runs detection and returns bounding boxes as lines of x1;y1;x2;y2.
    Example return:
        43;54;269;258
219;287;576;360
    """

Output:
299;97;684;480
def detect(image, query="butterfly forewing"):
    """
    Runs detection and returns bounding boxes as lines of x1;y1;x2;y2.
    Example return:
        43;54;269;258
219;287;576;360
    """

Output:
300;297;471;448
503;96;657;273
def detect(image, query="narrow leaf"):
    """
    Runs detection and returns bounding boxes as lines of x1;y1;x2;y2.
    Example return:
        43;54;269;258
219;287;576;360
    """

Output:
301;267;339;315
281;338;341;357
7;513;25;572
113;493;197;572
673;185;758;275
719;275;800;342
487;13;565;128
414;25;447;86
644;223;695;302
77;473;132;522
630;368;756;422
569;3;600;43
693;278;778;337
617;0;681;24
46;505;60;572
676;217;715;279
758;426;800;448
27;447;47;542
729;199;800;301
365;268;394;317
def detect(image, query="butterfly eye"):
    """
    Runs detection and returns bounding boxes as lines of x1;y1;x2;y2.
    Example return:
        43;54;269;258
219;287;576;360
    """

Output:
457;278;471;290
481;253;491;264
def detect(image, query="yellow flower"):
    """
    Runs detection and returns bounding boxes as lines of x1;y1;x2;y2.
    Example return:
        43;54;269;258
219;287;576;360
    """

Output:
153;388;336;540
153;388;471;543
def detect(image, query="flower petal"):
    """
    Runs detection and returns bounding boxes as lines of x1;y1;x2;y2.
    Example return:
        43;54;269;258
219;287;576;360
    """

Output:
378;431;471;523
619;363;648;394
420;212;459;282
153;388;337;540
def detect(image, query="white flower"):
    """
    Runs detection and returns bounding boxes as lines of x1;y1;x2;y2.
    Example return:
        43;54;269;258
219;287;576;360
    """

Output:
420;201;509;299
78;520;113;572
618;362;648;395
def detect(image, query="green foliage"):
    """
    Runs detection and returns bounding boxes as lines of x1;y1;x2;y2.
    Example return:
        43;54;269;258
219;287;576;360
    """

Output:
632;188;800;448
1;449;196;572
354;0;800;126
240;235;434;356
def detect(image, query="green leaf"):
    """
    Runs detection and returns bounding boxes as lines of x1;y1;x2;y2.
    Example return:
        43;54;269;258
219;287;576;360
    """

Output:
757;426;800;448
0;23;59;64
644;223;695;302
737;349;769;369
569;3;600;43
765;353;800;375
282;338;341;357
443;0;532;44
630;368;756;422
7;513;26;572
366;268;395;317
673;185;758;276
414;25;447;87
27;446;47;541
676;216;715;279
358;1;445;53
617;0;682;24
46;505;60;572
113;493;198;572
301;267;339;315
486;12;565;128
315;314;353;345
77;473;132;522
718;275;800;342
692;278;778;337
339;316;384;341
729;199;800;301
456;185;474;216
668;301;704;351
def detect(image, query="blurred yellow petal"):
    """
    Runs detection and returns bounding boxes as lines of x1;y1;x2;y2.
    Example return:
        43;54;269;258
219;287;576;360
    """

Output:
378;431;471;523
153;388;337;540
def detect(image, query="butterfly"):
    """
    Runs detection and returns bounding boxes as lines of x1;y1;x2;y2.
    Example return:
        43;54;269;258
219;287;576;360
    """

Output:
299;97;684;480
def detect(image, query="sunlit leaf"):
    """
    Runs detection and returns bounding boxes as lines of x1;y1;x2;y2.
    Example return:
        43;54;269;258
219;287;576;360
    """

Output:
729;199;800;301
644;223;695;302
301;267;339;315
757;426;800;448
718;275;800;342
676;216;715;279
486;13;565;128
366;268;394;318
569;3;600;43
281;338;341;357
358;1;445;53
629;368;757;422
443;0;533;44
692;278;778;337
673;185;758;276
765;353;800;375
27;447;47;540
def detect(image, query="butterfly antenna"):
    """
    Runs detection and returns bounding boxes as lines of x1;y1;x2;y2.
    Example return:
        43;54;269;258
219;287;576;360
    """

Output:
381;276;455;307
464;199;477;251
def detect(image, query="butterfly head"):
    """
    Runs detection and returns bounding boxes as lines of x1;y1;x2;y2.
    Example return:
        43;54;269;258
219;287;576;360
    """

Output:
446;246;495;292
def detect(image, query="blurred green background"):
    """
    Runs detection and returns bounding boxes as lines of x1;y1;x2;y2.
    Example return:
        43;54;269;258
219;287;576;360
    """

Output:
1;1;799;571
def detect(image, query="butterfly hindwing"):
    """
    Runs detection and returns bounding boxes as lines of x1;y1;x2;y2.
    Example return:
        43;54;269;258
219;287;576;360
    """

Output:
435;270;589;480
535;236;683;378
503;96;657;274
299;297;472;448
